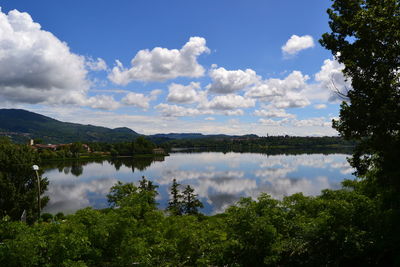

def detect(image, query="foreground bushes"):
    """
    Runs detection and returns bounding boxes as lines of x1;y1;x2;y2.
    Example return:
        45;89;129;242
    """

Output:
1;180;394;266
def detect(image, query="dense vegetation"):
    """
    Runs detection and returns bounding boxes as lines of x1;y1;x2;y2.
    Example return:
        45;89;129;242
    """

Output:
165;135;355;151
1;0;399;266
0;176;391;266
0;137;48;224
34;136;162;161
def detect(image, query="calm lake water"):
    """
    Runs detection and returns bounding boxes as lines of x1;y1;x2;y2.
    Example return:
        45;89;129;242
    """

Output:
42;152;355;215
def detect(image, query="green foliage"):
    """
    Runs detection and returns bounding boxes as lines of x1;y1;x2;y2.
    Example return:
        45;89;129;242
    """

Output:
70;142;84;157
167;180;204;216
182;185;204;215
0;178;392;266
0;140;48;223
320;1;400;264
107;181;137;208
321;0;400;191
166;135;355;153
167;179;184;216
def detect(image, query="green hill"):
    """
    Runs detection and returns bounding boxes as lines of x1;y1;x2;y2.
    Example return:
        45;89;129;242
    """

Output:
0;109;139;143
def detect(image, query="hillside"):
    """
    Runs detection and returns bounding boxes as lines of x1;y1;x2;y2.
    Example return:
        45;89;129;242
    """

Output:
0;109;139;143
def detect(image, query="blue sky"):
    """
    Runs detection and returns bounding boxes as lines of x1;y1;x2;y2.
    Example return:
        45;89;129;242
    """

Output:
0;0;350;136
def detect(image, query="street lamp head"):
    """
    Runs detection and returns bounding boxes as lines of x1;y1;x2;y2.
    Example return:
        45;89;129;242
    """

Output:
32;165;39;171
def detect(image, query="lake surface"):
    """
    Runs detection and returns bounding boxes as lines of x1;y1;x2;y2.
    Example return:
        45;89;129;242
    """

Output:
42;152;355;215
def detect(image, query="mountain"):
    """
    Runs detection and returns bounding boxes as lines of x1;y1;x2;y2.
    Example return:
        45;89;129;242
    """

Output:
0;109;260;144
0;109;139;143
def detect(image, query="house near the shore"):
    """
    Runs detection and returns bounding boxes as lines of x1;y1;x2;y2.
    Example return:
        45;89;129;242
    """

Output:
29;139;90;152
32;144;59;151
152;148;165;155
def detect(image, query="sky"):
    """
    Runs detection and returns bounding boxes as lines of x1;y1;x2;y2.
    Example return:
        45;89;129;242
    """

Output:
0;0;351;136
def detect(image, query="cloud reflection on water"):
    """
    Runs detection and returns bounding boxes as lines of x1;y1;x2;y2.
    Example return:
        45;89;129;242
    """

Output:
43;178;118;214
43;152;354;215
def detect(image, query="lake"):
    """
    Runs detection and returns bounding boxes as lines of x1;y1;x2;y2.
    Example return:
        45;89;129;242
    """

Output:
42;151;355;215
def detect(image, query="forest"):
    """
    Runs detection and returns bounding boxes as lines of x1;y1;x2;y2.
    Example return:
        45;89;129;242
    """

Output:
1;0;400;266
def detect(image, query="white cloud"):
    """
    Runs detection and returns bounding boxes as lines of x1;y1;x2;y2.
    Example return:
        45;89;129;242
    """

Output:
108;37;210;84
121;92;151;109
223;109;244;116
85;95;120;110
155;103;206;117
0;9;90;105
208;67;259;94
244;71;310;108
292;117;331;127
149;89;162;100
259;118;285;126
315;57;351;102
167;82;202;103
254;108;296;118
245;71;309;99
272;92;310;108
86;57;107;71
282;34;314;56
314;104;327;109
205;94;256;110
121;89;161;110
205;117;215;121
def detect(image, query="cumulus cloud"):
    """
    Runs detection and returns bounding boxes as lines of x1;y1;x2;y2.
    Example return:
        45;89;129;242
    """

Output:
245;71;309;99
254;108;296;118
0;9;126;111
121;93;151;109
315;57;351;102
167;82;202;103
272;92;310;108
314;104;327;109
85;95;120;110
205;94;256;110
223;109;244;116
282;34;314;56
259;118;286;126
86;57;108;71
121;89;161;110
292;117;331;127
208;67;259;94
108;37;210;84
155;103;207;117
244;71;310;109
0;9;90;105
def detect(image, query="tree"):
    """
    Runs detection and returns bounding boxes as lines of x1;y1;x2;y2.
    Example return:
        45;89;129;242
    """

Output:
320;0;400;193
0;140;48;223
138;176;159;208
182;185;203;215
107;181;137;208
132;136;155;155
167;179;183;216
320;1;400;264
70;142;84;158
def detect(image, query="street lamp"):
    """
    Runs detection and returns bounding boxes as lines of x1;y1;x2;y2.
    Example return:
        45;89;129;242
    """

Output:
32;165;41;220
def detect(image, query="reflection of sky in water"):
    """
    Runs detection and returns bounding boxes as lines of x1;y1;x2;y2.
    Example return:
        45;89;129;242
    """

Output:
42;152;354;215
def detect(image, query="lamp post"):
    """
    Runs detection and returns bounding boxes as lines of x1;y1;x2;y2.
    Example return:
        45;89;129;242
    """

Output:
32;165;41;220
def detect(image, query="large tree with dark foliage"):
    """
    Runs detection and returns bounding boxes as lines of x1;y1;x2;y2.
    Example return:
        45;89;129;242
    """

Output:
320;0;400;192
0;137;48;223
320;0;400;264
